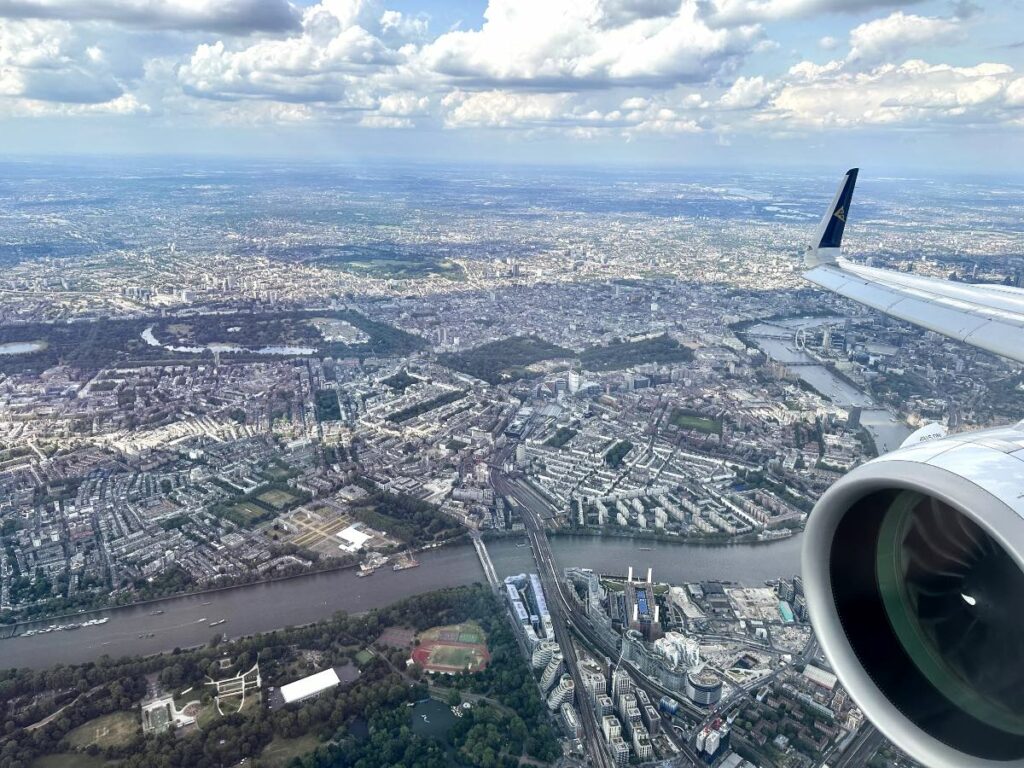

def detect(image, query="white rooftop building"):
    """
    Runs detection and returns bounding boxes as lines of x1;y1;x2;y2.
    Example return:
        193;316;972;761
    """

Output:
802;664;838;691
336;524;372;552
280;668;341;704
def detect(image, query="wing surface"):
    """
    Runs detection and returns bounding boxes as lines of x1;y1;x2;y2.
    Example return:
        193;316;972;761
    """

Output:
803;170;1024;364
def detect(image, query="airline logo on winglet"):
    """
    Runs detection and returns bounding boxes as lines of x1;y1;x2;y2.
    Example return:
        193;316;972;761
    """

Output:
818;168;858;251
804;168;859;267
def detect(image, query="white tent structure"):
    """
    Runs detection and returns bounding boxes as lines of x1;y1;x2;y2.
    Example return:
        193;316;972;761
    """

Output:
280;668;341;704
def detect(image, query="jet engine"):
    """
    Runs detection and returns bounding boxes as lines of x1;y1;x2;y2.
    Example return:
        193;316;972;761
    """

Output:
803;425;1024;767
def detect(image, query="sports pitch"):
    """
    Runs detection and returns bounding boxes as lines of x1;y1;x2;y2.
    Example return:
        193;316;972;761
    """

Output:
412;621;490;674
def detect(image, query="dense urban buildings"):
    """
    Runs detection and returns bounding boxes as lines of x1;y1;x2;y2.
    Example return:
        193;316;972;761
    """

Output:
2;161;1017;767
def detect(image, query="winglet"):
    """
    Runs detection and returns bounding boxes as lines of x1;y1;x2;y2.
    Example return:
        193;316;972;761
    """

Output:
805;168;858;267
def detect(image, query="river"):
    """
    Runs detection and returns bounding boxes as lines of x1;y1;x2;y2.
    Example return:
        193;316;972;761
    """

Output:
1;535;803;670
747;317;911;453
141;326;315;356
0;341;45;355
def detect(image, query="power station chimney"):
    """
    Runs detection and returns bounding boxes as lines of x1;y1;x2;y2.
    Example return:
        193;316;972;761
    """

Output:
628;566;633;582
646;568;652;584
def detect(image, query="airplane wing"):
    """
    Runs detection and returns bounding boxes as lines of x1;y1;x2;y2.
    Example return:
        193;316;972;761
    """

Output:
803;168;1024;364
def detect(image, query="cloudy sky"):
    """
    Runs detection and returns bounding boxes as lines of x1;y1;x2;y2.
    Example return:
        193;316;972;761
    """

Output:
1;0;1022;169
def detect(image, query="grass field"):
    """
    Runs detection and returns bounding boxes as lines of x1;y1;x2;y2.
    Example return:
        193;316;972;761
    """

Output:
419;621;485;645
262;463;293;482
214;689;260;719
669;407;722;435
231;501;270;523
457;628;484;644
427;645;484;669
196;702;220;729
257;489;298;510
257;734;322;767
413;621;490;674
172;687;200;710
545;426;577;449
320;250;465;281
65;711;139;750
354;649;375;665
601;579;626;592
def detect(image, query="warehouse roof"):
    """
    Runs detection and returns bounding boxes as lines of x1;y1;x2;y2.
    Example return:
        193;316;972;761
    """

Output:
337;524;372;552
280;668;340;704
802;664;838;691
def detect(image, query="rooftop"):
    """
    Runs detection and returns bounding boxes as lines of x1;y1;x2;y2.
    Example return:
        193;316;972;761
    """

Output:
280;668;341;704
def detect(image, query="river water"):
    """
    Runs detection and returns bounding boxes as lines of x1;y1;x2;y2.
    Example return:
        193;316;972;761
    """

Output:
1;535;802;670
747;317;911;453
141;326;316;356
0;341;45;355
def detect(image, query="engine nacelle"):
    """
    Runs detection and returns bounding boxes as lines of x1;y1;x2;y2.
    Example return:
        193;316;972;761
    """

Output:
803;425;1024;767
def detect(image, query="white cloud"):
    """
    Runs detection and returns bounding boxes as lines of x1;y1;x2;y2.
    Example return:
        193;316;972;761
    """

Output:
77;91;148;113
763;59;1016;128
623;108;702;134
360;113;413;127
436;86;712;138
719;74;772;108
379;9;429;41
0;90;149;117
1007;77;1024;107
419;0;761;87
178;0;410;103
787;59;843;80
847;11;964;64
378;92;430;115
206;100;315;124
172;0;764;135
0;0;300;34
0;19;127;103
441;89;574;128
0;0;1020;149
701;0;924;26
597;0;684;27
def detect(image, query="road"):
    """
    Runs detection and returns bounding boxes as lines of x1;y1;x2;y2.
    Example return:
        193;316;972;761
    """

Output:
493;466;707;767
831;724;882;768
492;469;876;768
492;459;886;768
493;470;614;768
